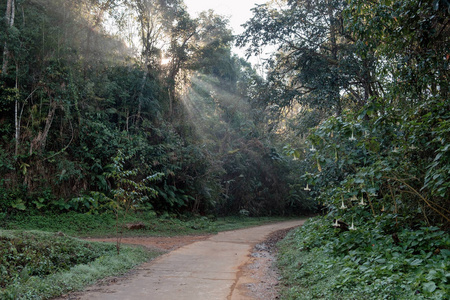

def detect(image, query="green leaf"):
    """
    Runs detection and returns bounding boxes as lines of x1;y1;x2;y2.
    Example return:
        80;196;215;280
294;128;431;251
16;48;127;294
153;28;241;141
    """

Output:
423;281;437;293
12;199;26;211
410;259;423;266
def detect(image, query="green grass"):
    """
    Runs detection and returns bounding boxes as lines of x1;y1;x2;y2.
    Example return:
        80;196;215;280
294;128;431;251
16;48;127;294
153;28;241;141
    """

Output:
277;216;450;300
0;230;160;300
1;210;292;237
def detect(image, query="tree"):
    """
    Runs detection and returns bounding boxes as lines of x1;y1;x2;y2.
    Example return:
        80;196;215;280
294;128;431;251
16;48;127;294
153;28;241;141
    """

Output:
191;10;235;82
1;0;14;75
165;6;197;117
106;150;162;254
129;0;184;120
1;0;19;157
237;0;379;116
345;0;449;105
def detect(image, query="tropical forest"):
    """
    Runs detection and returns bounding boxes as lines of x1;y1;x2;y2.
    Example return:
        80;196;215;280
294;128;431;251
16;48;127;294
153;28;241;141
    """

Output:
0;0;449;299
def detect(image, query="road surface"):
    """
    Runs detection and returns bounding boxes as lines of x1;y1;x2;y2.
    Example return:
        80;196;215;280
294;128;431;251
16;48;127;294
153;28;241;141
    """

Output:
72;219;306;300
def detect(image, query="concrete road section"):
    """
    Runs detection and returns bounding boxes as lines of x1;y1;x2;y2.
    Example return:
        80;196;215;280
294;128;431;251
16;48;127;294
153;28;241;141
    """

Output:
76;219;306;300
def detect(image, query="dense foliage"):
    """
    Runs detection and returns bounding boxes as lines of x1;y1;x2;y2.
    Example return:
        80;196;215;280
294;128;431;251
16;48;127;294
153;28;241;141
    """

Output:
0;0;309;218
239;0;449;226
0;0;449;298
237;0;449;298
278;217;449;299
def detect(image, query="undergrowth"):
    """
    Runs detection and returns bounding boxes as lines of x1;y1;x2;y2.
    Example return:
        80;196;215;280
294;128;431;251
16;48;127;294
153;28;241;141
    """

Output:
0;230;159;300
277;216;450;300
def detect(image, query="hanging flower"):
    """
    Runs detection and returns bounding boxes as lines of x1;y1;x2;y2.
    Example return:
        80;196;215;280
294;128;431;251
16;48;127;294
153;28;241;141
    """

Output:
333;219;340;227
304;184;311;191
340;199;347;209
349;217;356;230
310;144;317;152
359;196;366;206
392;146;399;153
350;195;358;201
349;129;356;141
381;205;385;212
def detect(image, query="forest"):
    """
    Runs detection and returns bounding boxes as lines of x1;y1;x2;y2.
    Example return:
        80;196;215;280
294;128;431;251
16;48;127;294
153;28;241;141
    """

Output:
0;0;307;217
0;0;449;298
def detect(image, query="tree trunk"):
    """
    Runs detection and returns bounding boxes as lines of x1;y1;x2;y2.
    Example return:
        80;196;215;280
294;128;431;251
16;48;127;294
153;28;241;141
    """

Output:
327;0;340;115
30;100;57;155
14;63;19;157
2;0;15;75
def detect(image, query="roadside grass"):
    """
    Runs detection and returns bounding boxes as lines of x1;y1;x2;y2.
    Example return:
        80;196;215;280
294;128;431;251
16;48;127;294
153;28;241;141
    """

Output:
0;230;160;300
277;216;450;300
1;210;292;237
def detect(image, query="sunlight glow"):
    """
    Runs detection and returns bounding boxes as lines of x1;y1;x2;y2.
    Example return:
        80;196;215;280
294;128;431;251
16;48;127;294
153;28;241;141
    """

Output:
161;57;171;65
180;73;252;147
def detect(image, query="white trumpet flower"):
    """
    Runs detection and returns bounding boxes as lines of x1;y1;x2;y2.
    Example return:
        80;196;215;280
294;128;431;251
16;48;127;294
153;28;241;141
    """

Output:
304;184;311;191
359;197;366;206
349;217;356;230
349;129;356;141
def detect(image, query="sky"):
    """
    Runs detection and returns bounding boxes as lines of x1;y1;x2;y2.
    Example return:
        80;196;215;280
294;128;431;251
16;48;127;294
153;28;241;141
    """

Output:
184;0;268;36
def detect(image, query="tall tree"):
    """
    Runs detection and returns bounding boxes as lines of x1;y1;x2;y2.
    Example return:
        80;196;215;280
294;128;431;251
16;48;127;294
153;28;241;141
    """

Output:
346;0;449;105
193;10;235;82
237;0;379;116
1;0;18;156
130;0;182;121
166;11;197;116
1;0;14;75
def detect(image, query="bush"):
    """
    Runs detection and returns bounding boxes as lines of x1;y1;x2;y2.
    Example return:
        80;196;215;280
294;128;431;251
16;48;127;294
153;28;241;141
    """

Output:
278;216;450;299
0;230;115;288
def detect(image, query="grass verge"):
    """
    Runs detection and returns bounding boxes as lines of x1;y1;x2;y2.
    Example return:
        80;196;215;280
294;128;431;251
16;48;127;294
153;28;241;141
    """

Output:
0;230;160;300
2;211;291;237
277;216;449;300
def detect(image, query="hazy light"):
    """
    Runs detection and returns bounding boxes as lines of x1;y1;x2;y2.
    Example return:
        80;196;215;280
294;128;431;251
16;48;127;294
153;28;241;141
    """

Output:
180;73;253;147
161;57;171;65
184;0;268;35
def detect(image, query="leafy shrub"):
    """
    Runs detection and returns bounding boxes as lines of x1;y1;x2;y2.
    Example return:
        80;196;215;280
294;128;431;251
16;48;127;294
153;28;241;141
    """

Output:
278;216;450;299
0;231;115;288
0;230;156;300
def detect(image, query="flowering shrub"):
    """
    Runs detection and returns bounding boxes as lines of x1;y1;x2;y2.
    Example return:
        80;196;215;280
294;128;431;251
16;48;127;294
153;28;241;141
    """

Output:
305;98;449;228
278;217;450;299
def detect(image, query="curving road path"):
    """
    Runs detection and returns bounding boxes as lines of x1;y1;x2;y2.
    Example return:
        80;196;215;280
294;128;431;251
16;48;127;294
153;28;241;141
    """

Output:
75;219;306;300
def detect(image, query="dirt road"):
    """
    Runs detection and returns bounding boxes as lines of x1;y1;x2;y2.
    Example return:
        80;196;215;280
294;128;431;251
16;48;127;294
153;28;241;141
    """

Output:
67;219;305;300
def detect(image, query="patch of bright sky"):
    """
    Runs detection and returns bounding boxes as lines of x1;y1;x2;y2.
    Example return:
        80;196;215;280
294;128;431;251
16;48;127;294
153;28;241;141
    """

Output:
184;0;267;35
